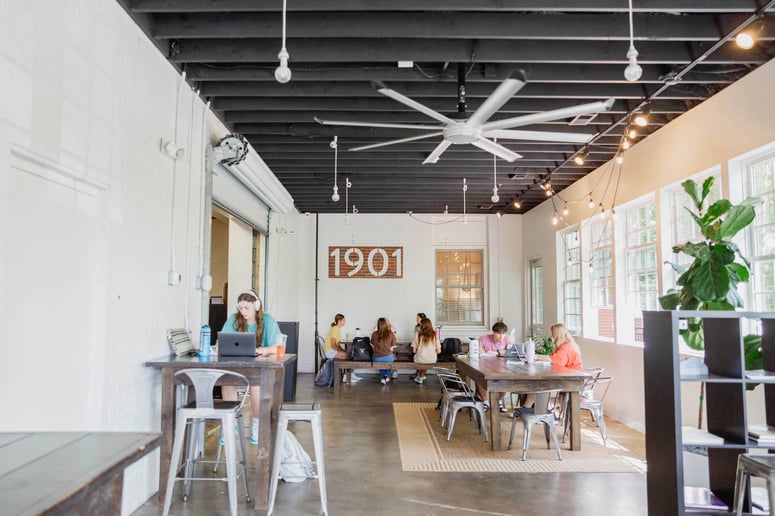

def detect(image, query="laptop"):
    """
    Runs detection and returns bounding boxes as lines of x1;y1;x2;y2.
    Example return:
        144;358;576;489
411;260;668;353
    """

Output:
501;341;525;360
217;332;258;358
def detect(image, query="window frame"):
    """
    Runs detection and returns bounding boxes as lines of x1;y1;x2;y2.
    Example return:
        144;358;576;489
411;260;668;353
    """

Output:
434;249;485;326
557;226;582;335
582;216;616;341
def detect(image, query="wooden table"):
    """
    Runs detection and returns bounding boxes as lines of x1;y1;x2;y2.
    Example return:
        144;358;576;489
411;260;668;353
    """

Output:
0;432;161;515
146;353;296;514
455;356;590;451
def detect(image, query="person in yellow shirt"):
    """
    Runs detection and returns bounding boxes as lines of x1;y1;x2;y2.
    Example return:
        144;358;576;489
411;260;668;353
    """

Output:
324;313;360;382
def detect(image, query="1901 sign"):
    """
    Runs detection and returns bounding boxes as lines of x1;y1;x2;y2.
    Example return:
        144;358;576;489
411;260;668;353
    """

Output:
328;246;403;278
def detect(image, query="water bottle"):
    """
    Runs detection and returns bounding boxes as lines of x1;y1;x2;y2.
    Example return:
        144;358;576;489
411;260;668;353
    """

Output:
199;324;211;357
525;337;535;364
355;327;362;338
469;337;479;359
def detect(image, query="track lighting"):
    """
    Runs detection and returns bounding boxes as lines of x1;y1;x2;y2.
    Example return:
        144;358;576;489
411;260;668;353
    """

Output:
623;0;643;81
634;107;650;127
274;0;292;83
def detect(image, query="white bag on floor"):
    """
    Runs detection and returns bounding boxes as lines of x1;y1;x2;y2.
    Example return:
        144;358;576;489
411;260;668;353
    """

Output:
279;431;314;483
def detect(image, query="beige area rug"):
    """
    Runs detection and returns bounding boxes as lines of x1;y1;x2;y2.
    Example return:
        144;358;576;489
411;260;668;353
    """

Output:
394;402;647;473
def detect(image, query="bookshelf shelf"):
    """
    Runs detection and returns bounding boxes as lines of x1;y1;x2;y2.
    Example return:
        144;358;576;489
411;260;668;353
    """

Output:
643;310;775;515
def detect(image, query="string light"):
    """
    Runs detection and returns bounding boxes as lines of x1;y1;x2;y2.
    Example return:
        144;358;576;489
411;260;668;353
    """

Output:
588;197;595;209
513;199;522;209
562;204;569;216
552;212;559;225
634;106;649;127
622;139;631;150
628;126;637;139
616;154;624;164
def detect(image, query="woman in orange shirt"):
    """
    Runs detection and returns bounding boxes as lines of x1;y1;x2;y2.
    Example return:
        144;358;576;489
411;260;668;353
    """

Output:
522;323;583;412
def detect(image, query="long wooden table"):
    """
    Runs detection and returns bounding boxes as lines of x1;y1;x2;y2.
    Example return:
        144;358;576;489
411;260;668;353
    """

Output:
146;353;296;514
455;355;590;451
0;432;160;515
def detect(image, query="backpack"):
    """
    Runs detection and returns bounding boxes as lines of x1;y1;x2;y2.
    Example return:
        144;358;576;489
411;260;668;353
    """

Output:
314;359;334;387
350;336;373;361
438;337;461;362
279;431;315;483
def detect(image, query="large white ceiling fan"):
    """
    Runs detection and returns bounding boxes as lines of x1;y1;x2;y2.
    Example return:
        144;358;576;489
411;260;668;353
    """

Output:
314;71;615;165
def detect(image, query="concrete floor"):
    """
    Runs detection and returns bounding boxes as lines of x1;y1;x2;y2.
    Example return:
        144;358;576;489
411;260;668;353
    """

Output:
134;372;647;516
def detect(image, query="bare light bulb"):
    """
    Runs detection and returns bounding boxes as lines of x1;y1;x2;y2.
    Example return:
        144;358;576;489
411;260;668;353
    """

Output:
514;200;521;209
616;154;624;165
736;32;755;49
574;154;585;165
588;197;595;209
634;111;648;127
624;44;643;82
628;127;637;139
562;204;569;216
551;212;559;225
622;139;631;150
491;187;499;203
274;48;292;83
331;185;340;202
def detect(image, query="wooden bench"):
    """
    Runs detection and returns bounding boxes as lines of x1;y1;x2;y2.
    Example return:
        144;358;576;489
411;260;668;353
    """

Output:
333;359;456;387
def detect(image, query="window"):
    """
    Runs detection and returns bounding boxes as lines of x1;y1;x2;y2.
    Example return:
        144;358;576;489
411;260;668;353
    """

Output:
558;227;581;334
583;218;615;340
528;258;544;337
744;153;775;312
619;197;658;344
660;168;721;291
435;250;484;325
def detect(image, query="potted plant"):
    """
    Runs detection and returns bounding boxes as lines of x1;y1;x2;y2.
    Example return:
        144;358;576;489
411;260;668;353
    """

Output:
658;176;761;367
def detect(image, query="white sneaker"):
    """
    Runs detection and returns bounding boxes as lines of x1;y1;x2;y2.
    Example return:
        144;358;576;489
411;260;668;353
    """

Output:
390;370;399;379
250;419;259;444
350;373;362;381
341;374;348;384
413;375;425;384
380;377;388;385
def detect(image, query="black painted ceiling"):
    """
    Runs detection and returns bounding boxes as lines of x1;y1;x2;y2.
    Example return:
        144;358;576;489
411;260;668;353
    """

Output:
117;1;775;214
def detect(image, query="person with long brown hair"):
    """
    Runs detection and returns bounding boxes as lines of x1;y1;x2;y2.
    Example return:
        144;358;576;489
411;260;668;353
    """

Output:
411;316;440;384
220;289;280;443
371;317;397;385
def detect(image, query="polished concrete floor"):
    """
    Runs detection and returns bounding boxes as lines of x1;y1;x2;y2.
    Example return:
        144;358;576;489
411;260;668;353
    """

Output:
134;372;647;516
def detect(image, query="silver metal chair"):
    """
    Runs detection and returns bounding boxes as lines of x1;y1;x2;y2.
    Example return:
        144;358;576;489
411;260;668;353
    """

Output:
441;374;489;442
163;368;251;516
733;454;775;515
563;376;613;446
435;369;469;427
509;390;563;461
268;403;328;516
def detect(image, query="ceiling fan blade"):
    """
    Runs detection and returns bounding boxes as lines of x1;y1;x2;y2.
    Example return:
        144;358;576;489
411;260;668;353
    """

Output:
480;98;615;132
485;129;594;143
349;132;444;152
467;75;526;127
373;81;457;126
472;138;522;162
313;117;442;131
422;140;452;164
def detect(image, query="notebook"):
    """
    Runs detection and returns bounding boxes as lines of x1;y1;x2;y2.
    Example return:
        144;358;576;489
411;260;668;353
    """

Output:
217;332;258;358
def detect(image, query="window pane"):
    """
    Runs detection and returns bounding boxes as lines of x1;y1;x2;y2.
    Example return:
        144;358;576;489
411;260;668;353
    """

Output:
435;250;484;325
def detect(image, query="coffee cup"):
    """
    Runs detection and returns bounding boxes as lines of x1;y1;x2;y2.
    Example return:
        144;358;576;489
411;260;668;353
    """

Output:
276;333;287;358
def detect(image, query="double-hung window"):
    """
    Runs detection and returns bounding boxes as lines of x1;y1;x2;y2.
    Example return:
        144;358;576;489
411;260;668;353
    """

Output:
583;218;615;340
528;258;544;337
744;153;775;312
558;227;581;334
435;250;484;325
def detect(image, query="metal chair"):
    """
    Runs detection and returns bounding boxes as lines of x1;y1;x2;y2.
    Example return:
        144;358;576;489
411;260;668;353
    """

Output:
163;368;251;516
563;376;613;446
267;403;328;516
733;454;775;516
509;390;562;461
441;374;489;442
435;369;469;426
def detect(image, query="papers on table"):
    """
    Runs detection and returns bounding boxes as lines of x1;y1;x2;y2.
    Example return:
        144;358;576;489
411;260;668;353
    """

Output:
748;424;775;444
745;369;775;381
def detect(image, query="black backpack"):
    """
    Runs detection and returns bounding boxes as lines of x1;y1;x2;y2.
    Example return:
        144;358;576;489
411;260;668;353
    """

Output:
350;336;373;361
438;337;461;362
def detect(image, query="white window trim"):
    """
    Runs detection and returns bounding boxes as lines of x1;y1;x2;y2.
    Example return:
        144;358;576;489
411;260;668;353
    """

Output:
582;216;616;342
557;226;582;335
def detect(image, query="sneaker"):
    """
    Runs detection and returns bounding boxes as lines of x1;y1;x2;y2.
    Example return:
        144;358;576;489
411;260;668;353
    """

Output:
350;373;362;382
413;375;425;384
390;370;399;379
250;419;259;444
498;401;509;413
380;377;388;385
483;402;490;412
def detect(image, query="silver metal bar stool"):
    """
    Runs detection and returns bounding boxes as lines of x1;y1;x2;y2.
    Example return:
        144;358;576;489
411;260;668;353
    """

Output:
163;368;251;516
267;402;328;516
733;453;775;515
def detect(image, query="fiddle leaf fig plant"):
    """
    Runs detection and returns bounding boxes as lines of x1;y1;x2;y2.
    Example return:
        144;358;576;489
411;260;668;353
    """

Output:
659;176;760;353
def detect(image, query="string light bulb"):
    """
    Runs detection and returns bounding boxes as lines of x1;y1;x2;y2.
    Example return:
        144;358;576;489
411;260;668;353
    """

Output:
634;107;649;127
562;204;569;216
622;139;631;150
616;154;624;165
588;196;595;209
628;126;637;139
574;151;586;165
552;212;559;225
514;199;522;209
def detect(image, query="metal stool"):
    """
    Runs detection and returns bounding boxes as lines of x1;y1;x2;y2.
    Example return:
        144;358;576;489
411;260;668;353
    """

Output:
267;403;328;516
733;453;775;515
163;369;251;516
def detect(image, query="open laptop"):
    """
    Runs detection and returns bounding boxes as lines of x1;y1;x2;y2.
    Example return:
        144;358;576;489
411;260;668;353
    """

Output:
217;332;258;358
501;341;525;360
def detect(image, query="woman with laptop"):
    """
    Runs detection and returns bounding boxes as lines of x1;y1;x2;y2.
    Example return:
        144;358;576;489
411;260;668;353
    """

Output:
220;289;280;444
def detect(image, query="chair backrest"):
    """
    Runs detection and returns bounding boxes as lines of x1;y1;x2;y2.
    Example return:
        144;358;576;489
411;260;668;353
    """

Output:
175;368;249;409
533;390;562;415
315;335;326;363
583;376;613;403
439;372;473;398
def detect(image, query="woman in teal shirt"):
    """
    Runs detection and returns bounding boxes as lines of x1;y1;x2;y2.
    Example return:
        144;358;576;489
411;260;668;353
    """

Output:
220;289;281;444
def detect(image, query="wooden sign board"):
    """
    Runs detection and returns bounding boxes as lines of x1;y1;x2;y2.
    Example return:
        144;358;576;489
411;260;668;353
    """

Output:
328;246;403;278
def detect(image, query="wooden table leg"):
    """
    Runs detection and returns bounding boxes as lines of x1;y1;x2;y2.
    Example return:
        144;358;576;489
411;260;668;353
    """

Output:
568;390;581;451
157;369;175;506
254;367;285;514
333;361;341;388
489;390;502;451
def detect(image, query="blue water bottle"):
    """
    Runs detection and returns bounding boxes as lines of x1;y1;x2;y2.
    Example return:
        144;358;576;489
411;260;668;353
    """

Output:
199;324;211;357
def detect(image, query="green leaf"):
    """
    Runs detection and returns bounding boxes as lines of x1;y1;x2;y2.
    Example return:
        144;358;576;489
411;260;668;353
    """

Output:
659;292;680;310
717;204;756;240
701;199;732;227
675;242;709;260
745;334;763;370
681;179;701;210
711;244;735;264
680;327;704;350
727;262;749;282
694;258;730;301
701;176;715;205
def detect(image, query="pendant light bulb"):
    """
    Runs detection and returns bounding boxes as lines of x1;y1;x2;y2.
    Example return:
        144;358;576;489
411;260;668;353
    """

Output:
331;185;339;202
588;197;595;209
562;204;569;216
491;187;499;203
274;48;292;83
616;154;624;165
551;212;559;226
624;44;643;82
736;32;755;49
514;199;521;209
